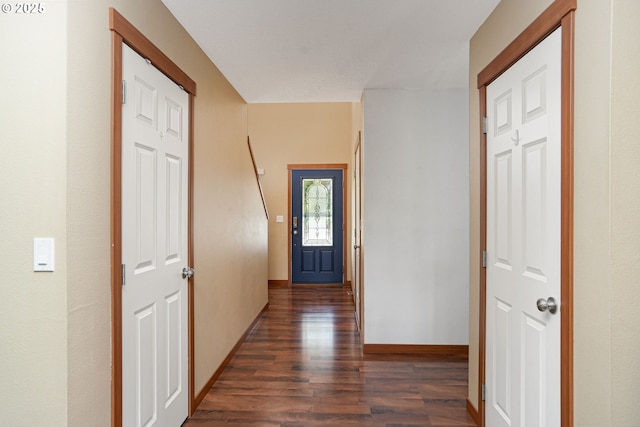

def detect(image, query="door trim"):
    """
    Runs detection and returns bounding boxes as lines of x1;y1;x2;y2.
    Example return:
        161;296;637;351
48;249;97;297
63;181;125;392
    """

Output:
287;164;348;286
476;1;575;426
109;8;196;427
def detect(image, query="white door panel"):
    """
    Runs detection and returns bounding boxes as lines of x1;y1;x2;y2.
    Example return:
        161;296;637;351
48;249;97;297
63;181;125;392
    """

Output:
135;304;157;427
122;43;189;427
486;28;561;427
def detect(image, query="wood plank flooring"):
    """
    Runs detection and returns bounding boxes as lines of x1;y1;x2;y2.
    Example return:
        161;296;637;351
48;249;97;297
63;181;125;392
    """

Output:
185;285;476;427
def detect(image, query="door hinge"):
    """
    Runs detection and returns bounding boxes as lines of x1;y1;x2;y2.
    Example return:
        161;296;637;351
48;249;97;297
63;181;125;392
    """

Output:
121;264;126;286
482;117;488;134
482;384;486;401
122;80;126;104
482;250;487;268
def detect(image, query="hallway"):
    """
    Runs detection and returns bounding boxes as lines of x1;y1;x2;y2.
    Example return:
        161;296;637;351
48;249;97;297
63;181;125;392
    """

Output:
185;285;476;426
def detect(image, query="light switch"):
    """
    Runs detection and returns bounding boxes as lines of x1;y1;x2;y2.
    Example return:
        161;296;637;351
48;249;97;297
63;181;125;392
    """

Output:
276;215;284;223
34;238;55;272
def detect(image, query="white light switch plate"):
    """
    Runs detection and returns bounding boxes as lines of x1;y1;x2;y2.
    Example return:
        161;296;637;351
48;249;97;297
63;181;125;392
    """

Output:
276;215;284;223
34;238;55;272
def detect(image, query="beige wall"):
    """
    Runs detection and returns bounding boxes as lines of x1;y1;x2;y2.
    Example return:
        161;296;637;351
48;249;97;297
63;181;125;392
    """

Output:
1;0;268;425
248;103;355;283
573;1;614;423
609;1;640;424
469;0;640;424
0;2;69;425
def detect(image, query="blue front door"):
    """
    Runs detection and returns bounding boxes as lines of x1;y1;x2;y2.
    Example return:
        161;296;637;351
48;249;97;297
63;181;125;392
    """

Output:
291;169;344;284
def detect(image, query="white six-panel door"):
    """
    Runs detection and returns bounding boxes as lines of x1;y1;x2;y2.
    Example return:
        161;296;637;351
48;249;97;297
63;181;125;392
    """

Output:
121;43;189;427
486;28;561;427
353;140;362;331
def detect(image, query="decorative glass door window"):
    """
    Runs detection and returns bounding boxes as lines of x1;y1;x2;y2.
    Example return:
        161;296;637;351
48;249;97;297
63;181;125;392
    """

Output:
302;178;333;246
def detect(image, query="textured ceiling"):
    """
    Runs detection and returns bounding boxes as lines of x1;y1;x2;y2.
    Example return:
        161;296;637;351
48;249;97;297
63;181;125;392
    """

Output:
161;0;500;103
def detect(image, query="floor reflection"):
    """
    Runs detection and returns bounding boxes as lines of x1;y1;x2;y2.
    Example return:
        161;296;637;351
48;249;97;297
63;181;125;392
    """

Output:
184;285;476;427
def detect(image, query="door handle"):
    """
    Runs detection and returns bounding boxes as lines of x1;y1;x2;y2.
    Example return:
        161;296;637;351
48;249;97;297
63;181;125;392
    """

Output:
182;267;195;279
536;297;558;314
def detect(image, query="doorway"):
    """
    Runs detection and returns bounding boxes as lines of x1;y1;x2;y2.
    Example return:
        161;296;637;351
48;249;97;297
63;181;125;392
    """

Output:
477;1;575;426
289;165;347;284
485;28;561;427
353;133;363;330
110;8;197;426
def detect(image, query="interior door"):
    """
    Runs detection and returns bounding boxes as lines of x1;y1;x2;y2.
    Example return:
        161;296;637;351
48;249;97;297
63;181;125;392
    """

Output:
121;43;189;427
353;138;362;330
485;28;561;427
291;169;344;284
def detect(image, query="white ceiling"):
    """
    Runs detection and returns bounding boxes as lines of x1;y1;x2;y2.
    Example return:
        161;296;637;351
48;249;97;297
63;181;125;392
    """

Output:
161;0;500;103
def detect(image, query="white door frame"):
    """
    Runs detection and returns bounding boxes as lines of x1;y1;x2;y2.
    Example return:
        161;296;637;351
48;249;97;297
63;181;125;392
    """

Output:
476;1;576;426
109;8;197;427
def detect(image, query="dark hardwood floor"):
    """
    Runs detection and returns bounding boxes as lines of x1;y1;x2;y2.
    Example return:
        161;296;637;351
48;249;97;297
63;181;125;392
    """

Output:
185;285;476;427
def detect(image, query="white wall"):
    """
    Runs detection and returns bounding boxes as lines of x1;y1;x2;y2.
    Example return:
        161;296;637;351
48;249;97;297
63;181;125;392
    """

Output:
362;89;469;345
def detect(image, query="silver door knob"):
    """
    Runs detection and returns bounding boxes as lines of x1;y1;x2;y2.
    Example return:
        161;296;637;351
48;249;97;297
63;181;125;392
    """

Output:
536;297;558;314
182;267;195;279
